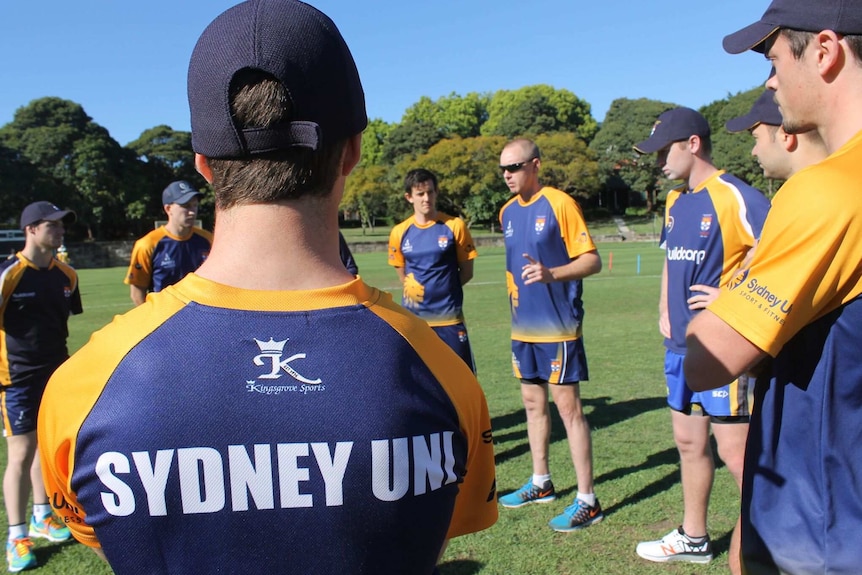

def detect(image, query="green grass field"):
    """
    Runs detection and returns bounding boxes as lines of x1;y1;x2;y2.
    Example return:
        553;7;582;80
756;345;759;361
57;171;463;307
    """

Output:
2;242;741;574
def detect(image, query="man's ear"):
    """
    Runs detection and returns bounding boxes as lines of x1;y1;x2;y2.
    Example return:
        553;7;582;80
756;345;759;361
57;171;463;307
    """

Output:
195;153;214;183
341;133;362;176
814;30;844;79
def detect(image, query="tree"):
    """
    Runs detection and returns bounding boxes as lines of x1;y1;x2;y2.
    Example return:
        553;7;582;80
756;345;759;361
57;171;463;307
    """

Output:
535;132;602;201
590;97;678;211
341;165;393;233
381;121;444;165
481;85;598;143
126;125;211;232
0;97;142;239
700;87;772;194
400;136;507;227
358;118;394;167
402;92;489;138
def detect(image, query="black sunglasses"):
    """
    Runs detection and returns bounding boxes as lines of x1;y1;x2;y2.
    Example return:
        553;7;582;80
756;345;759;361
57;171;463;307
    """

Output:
499;158;536;174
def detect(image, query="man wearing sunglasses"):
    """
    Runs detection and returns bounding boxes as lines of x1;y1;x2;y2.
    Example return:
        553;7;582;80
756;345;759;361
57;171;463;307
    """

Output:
633;107;770;573
496;139;604;533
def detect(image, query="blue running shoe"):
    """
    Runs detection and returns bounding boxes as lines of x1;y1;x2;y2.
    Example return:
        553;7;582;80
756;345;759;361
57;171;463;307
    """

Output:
548;498;604;532
29;513;71;543
499;480;556;508
6;537;36;573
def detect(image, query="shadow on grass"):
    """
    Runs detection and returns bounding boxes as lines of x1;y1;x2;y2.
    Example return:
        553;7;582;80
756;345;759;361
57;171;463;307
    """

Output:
438;559;484;575
492;396;667;468
32;539;77;567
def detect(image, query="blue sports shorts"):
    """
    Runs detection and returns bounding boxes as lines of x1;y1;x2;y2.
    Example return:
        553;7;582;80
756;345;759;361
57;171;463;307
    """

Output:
665;350;750;418
1;363;59;436
432;323;476;374
512;339;588;384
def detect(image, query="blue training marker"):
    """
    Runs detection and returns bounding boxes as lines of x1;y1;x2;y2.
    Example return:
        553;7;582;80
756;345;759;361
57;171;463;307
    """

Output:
637;254;641;275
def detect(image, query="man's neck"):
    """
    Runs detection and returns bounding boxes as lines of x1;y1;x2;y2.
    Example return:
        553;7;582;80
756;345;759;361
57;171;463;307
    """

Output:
195;200;354;291
165;221;191;238
518;183;542;202
687;160;719;192
21;244;53;268
413;210;437;226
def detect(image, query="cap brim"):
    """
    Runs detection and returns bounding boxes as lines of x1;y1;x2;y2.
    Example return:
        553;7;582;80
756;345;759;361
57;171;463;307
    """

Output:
725;114;759;133
723;21;780;54
633;137;666;154
169;191;203;205
44;211;77;225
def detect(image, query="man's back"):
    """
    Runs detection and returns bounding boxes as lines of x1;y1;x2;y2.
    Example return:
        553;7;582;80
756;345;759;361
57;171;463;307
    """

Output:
39;275;496;574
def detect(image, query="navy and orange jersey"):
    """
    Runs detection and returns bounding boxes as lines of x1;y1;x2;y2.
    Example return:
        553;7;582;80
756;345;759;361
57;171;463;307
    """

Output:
499;187;596;343
0;253;82;382
125;226;212;293
39;274;497;575
707;130;862;574
388;213;477;327
659;171;769;354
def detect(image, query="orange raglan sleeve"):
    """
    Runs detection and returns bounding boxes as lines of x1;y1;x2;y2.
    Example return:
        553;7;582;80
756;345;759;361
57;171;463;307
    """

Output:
38;293;187;547
368;293;498;538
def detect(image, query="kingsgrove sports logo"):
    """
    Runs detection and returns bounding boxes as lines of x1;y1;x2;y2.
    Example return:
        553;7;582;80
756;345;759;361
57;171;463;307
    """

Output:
246;338;323;395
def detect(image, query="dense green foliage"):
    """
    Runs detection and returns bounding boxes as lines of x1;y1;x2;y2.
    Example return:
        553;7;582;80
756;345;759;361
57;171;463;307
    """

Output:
1;85;779;239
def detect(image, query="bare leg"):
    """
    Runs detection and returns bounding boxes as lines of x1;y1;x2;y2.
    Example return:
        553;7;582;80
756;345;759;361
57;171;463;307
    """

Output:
4;432;38;528
549;384;593;493
712;422;749;575
670;410;712;538
520;383;550;476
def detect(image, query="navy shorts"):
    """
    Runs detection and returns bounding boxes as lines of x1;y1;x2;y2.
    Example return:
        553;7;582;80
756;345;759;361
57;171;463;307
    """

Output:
432;323;476;374
2;363;61;436
665;350;750;418
512;339;588;384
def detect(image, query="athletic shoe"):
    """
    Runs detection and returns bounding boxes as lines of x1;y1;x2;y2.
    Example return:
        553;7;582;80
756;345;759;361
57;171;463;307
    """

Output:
29;513;71;543
548;498;604;532
6;537;36;573
636;527;713;564
498;480;556;508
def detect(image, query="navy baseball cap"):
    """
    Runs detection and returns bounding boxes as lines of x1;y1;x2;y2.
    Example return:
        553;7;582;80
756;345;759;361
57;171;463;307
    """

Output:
188;0;368;159
724;0;862;54
20;202;76;229
162;181;203;205
726;91;783;133
634;108;711;154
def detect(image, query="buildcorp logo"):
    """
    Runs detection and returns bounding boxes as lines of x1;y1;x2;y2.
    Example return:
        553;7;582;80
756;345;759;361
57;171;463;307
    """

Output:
666;245;706;265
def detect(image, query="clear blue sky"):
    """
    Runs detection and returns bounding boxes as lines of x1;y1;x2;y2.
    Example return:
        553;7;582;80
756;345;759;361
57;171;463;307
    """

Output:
0;1;772;146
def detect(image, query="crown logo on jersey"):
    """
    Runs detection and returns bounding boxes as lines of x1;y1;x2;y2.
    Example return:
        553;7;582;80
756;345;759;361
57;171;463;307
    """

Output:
438;236;449;250
254;338;287;353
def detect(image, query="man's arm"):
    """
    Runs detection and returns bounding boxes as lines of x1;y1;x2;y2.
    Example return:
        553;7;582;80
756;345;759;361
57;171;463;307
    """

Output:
521;250;601;285
659;259;671;338
684;309;768;391
394;266;406;283
459;259;474;286
129;285;147;306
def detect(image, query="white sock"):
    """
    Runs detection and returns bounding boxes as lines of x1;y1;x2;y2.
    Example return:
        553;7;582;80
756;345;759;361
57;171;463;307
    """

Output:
8;524;26;542
32;504;51;519
577;491;596;506
532;474;551;487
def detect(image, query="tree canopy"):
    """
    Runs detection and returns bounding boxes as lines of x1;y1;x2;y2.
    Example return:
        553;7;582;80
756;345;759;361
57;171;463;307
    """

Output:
0;84;773;239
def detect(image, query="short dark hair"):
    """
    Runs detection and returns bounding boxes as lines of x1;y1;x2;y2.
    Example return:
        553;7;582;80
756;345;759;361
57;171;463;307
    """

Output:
206;70;346;210
780;28;862;62
403;169;439;195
